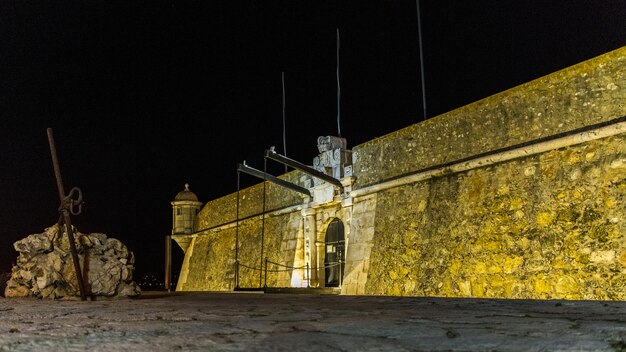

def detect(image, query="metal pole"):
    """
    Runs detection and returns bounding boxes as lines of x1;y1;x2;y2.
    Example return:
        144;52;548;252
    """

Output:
165;235;171;292
339;250;343;288
264;148;343;190
46;128;87;301
235;170;240;289
281;71;288;174
336;28;341;137
416;0;428;119
306;262;310;288
259;158;267;288
237;162;310;197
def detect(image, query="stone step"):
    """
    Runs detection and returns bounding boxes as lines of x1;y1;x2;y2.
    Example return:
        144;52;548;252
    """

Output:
263;287;341;295
232;286;341;295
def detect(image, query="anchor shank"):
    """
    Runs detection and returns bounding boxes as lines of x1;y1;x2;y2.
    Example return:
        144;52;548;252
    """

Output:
47;128;87;301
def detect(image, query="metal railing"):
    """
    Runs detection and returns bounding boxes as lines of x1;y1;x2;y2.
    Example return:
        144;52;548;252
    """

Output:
234;258;343;290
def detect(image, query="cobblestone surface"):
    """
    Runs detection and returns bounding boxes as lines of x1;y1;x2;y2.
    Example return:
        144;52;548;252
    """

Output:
1;291;626;351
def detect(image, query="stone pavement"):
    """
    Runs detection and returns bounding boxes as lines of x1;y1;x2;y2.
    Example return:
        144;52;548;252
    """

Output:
1;291;626;351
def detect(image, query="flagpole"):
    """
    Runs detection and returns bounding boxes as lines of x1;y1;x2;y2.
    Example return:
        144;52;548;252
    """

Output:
416;0;427;119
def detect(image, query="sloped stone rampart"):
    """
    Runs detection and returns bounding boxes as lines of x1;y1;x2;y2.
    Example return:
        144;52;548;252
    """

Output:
177;211;303;291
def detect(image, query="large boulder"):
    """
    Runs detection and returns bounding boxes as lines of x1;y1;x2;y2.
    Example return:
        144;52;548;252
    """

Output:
4;224;140;299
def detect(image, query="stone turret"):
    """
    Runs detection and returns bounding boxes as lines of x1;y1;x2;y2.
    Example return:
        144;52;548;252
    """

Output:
171;183;203;235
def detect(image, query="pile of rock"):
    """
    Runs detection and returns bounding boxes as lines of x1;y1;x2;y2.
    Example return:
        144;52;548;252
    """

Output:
4;224;141;299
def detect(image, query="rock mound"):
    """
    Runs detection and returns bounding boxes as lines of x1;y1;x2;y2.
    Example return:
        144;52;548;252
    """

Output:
5;224;141;299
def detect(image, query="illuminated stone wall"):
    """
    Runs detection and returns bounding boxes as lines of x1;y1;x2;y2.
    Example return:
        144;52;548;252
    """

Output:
364;134;626;299
175;178;307;291
352;46;626;299
176;46;626;300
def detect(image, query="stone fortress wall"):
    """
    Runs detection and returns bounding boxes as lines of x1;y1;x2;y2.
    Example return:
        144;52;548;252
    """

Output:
174;46;626;300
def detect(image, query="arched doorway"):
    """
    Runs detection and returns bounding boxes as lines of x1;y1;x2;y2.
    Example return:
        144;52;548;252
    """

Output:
324;219;345;287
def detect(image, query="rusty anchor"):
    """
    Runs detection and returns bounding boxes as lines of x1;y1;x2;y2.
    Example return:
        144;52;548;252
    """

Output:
46;128;88;301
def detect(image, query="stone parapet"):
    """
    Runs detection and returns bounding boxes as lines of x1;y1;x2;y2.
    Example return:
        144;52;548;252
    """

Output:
197;171;306;231
352;46;626;188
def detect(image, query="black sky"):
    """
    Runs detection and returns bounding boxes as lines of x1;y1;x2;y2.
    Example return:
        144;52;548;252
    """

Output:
1;1;625;279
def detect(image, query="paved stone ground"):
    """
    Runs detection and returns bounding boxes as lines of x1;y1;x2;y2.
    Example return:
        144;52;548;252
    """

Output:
1;291;626;351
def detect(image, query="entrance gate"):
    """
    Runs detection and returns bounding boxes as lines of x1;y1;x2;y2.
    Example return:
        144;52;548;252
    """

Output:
324;219;345;287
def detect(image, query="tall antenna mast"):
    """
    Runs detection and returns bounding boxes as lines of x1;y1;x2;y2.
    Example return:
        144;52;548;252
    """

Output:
416;0;427;119
336;28;341;137
282;71;287;173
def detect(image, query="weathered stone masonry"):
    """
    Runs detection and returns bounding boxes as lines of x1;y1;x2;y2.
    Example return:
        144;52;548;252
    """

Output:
174;46;626;300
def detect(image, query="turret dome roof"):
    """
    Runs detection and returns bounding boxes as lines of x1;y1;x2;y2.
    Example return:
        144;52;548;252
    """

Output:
174;183;199;202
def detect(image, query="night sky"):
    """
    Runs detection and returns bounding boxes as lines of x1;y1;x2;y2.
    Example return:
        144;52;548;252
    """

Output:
1;1;625;281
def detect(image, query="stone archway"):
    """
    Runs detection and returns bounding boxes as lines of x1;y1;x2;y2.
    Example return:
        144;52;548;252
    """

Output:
324;218;345;287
